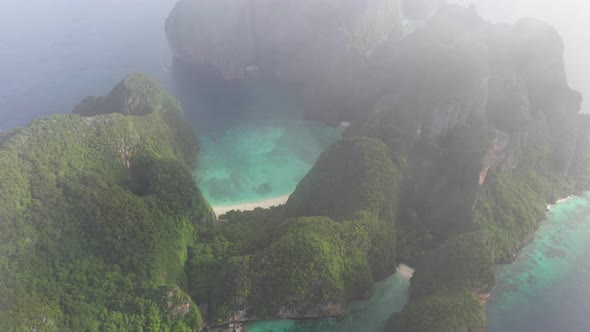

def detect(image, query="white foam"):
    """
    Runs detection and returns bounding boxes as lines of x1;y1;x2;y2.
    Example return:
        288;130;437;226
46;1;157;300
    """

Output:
396;263;415;280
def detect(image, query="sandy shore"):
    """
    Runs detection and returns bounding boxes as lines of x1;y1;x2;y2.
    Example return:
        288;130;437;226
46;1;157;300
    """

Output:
213;194;291;217
396;263;415;280
547;195;576;211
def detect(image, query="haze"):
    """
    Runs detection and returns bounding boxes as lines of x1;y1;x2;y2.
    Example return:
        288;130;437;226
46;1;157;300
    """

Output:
451;0;590;113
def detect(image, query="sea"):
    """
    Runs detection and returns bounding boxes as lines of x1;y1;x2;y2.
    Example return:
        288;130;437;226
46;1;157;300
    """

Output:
2;0;590;331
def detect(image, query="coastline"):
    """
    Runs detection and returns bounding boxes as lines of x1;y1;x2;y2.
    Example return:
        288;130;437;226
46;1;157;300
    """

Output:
547;195;576;211
212;263;414;332
485;193;587;326
396;263;415;280
486;192;590;331
212;194;291;217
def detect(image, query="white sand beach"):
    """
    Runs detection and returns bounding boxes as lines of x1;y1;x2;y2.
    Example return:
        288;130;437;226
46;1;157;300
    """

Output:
213;194;291;217
396;263;415;280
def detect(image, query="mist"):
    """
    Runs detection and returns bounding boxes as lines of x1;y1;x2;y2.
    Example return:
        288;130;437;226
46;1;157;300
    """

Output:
450;0;590;113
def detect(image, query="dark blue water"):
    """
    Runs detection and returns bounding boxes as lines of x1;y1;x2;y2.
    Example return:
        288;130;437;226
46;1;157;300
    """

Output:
0;0;175;130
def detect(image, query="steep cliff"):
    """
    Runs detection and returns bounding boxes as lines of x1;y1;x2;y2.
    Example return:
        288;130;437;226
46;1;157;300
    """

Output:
166;0;404;125
0;74;212;331
339;5;588;331
4;2;590;331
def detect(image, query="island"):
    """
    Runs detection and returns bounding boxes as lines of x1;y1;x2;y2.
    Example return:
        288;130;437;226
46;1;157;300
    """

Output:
1;2;589;332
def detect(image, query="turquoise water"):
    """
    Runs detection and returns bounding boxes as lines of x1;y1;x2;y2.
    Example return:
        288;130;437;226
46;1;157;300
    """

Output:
174;75;341;207
486;193;590;331
183;19;426;207
247;272;411;332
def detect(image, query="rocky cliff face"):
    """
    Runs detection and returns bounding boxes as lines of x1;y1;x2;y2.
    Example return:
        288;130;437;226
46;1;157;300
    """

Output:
166;0;403;80
369;5;489;140
73;73;179;117
166;0;404;125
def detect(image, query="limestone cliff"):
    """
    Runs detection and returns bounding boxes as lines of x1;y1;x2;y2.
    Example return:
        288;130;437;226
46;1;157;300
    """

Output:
166;0;404;125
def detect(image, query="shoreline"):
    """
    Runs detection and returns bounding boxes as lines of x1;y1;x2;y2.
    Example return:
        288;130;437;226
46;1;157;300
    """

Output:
396;263;415;280
212;194;291;217
547;195;576;211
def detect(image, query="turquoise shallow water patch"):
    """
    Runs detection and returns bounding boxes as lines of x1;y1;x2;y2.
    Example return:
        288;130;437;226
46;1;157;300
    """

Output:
195;117;340;206
247;272;411;332
486;193;590;331
177;77;341;207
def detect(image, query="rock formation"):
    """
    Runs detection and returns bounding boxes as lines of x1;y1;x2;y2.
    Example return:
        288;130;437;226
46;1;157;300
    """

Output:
166;0;404;125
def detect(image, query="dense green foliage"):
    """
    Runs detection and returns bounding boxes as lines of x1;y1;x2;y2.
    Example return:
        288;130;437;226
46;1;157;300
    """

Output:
385;233;493;332
166;0;404;125
285;138;398;221
474;169;561;262
185;138;401;324
386;290;485;332
342;5;590;331
0;74;211;331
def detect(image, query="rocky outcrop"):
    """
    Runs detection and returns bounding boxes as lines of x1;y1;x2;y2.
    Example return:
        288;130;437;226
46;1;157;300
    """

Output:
73;73;179;117
478;131;512;185
0;74;212;331
166;0;404;125
367;4;489;141
158;285;204;330
73;72;200;168
166;0;403;80
347;4;587;255
486;19;582;119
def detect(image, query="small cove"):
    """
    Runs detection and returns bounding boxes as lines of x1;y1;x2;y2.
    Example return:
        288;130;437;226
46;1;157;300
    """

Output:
486;192;590;331
244;268;412;332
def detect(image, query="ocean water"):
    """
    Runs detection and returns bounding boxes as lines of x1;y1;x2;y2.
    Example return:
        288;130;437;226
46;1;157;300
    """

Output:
0;0;176;130
486;193;590;331
247;272;411;332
